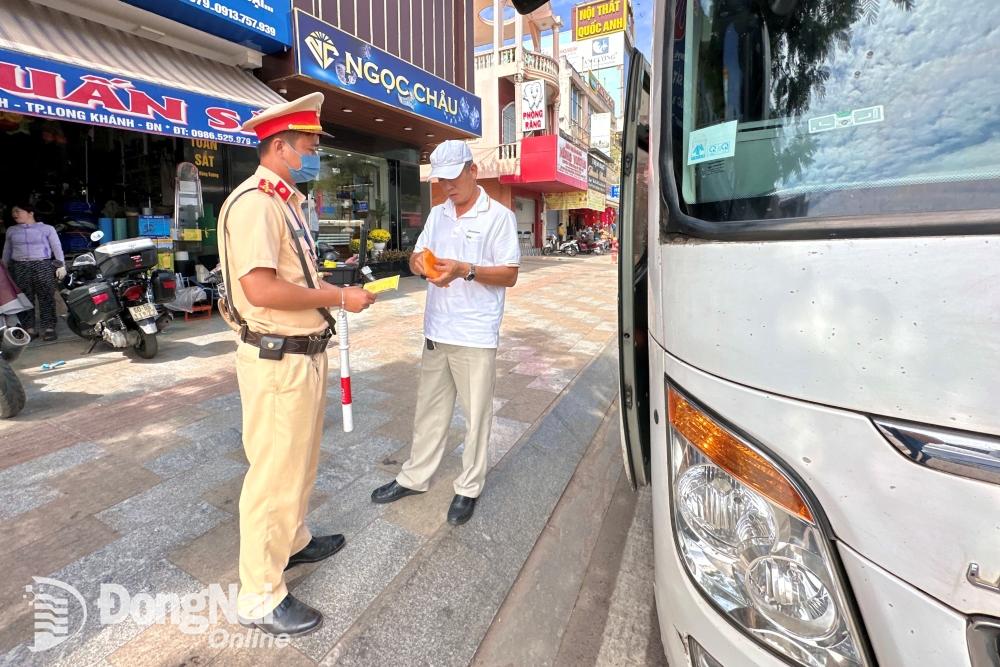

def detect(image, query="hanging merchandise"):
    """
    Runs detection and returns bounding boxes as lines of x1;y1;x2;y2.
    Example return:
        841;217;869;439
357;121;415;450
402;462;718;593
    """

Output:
174;162;204;238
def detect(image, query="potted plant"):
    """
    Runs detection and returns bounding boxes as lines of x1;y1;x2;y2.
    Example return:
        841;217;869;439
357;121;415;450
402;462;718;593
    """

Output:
373;249;413;277
369;227;391;253
369;199;388;228
350;238;374;258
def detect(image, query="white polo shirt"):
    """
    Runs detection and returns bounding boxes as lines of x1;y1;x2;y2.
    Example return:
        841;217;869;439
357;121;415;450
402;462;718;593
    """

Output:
414;187;521;349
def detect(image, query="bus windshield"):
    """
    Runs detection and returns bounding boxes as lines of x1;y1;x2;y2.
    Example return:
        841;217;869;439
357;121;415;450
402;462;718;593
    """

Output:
668;0;1000;223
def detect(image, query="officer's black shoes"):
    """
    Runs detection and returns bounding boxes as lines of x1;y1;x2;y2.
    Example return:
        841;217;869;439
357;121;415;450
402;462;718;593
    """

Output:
285;534;346;571
371;480;424;504
239;594;323;637
447;494;477;525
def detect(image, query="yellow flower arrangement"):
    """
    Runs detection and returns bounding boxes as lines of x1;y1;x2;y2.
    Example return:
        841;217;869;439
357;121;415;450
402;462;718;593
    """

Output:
368;228;391;243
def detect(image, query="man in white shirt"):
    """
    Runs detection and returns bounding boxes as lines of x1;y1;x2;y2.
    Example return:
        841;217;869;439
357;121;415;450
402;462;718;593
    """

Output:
371;140;520;525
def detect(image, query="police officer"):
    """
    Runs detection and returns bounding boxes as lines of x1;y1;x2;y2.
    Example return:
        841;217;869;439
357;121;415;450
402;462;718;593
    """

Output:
219;92;376;637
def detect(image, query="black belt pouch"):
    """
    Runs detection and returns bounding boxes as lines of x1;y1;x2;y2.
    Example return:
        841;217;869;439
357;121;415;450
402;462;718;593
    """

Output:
258;335;287;360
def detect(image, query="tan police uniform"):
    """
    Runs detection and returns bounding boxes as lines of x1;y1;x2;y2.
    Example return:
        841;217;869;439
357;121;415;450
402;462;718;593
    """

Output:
217;94;334;620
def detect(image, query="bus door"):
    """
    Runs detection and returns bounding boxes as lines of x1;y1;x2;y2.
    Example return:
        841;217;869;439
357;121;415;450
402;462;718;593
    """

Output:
619;52;653;488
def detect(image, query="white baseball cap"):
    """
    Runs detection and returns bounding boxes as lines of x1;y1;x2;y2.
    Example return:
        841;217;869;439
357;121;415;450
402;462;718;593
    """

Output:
428;140;474;180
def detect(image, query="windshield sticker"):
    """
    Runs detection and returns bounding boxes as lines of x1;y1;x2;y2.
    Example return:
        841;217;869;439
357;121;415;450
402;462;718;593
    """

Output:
687;120;738;165
698;160;727;178
808;105;885;134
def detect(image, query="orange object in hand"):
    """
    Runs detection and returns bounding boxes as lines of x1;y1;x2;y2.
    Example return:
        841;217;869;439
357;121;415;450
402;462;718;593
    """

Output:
422;249;442;279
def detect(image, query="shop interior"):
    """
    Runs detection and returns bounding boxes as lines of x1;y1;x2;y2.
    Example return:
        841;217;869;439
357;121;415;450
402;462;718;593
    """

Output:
0;113;257;278
312;145;389;252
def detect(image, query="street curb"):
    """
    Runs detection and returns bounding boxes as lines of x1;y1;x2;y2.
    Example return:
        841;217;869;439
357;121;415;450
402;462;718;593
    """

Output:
321;338;621;665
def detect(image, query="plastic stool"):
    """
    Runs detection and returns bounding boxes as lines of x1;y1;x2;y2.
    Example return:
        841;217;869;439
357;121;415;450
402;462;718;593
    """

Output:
185;303;213;322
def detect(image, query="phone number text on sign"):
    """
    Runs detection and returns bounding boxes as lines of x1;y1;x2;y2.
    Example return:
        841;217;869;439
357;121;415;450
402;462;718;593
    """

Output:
187;0;279;37
171;126;256;144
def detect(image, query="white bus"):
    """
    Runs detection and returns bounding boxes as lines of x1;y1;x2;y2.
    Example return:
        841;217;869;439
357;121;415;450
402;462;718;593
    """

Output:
509;0;1000;664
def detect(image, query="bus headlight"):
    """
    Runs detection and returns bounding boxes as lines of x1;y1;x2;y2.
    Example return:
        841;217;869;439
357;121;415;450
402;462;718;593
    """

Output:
668;388;869;667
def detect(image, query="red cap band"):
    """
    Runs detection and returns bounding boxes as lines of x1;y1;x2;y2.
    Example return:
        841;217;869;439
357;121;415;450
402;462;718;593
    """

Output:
252;110;323;140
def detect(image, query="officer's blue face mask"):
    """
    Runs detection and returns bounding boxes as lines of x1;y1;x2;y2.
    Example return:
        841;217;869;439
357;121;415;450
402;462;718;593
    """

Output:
283;145;321;183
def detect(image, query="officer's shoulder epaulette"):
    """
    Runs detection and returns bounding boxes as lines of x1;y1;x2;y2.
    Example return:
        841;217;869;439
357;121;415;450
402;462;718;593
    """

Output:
257;178;276;196
257;178;293;202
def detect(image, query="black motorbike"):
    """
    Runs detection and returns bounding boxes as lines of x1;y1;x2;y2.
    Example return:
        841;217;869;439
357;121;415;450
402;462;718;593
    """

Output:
0;264;31;418
61;235;175;359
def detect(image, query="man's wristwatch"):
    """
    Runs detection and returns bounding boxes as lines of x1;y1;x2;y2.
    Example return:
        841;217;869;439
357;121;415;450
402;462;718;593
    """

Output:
464;263;477;282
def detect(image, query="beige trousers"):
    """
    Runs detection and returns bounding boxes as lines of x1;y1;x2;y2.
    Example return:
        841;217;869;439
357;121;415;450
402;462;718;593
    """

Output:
397;341;497;498
234;342;328;619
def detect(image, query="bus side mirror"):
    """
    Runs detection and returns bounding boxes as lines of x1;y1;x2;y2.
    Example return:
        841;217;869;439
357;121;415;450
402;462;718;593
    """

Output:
508;0;549;13
769;0;799;16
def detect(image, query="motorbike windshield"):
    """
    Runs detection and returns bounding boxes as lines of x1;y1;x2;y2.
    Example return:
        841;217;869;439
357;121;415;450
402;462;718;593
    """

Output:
667;0;1000;222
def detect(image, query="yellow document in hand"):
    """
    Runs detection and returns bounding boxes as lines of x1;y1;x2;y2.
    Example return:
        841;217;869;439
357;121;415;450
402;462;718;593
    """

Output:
363;275;400;294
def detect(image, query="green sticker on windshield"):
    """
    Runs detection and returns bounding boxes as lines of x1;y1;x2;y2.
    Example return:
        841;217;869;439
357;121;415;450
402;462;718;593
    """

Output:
808;105;885;134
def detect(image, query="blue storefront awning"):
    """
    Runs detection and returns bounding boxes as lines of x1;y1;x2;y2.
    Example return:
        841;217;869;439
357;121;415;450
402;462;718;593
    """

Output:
0;0;285;146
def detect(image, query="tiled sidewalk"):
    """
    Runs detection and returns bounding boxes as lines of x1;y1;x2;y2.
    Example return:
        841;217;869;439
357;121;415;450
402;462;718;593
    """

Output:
0;255;618;666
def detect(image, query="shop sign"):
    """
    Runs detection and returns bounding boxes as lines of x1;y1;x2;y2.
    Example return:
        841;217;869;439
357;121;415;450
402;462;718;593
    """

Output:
590;113;612;158
188;139;223;184
609;184;620;199
585;188;606;210
573;0;628;40
588;75;615;111
589;154;608;177
588;154;608;191
544;189;605;211
562;33;626;72
121;0;292;53
295;10;482;136
556;137;588;184
520;80;546;133
0;48;263;146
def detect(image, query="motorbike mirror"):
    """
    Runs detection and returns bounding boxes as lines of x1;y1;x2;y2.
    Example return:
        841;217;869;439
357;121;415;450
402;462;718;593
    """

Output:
72;253;96;267
90;230;105;242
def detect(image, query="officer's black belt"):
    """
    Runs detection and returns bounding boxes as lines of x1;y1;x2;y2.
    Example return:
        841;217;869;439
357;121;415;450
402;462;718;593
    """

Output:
240;328;332;356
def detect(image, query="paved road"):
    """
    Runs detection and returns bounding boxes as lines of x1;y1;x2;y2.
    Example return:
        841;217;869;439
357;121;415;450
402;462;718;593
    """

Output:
0;255;664;666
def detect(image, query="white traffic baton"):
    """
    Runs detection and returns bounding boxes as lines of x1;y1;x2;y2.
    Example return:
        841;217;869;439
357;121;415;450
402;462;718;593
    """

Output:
339;266;376;433
338;307;353;432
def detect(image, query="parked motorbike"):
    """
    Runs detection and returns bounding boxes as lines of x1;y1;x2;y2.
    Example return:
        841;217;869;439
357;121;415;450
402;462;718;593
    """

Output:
575;231;606;255
61;232;175;359
542;235;579;257
0;264;31;418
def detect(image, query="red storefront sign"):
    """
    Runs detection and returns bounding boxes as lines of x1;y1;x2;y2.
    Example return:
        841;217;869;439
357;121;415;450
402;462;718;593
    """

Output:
501;135;588;192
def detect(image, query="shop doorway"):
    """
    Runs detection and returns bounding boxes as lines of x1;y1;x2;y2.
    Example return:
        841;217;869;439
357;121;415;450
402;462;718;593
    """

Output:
313;146;390;252
514;195;536;252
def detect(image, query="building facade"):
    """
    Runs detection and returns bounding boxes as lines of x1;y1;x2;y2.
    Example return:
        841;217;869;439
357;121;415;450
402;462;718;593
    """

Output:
427;0;576;251
0;0;481;268
0;0;293;273
544;58;617;237
427;0;631;251
262;1;482;250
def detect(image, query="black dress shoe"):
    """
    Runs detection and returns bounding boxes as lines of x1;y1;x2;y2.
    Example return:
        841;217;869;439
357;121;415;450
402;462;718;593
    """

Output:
285;534;346;571
371;480;424;504
238;594;323;637
447;494;477;525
